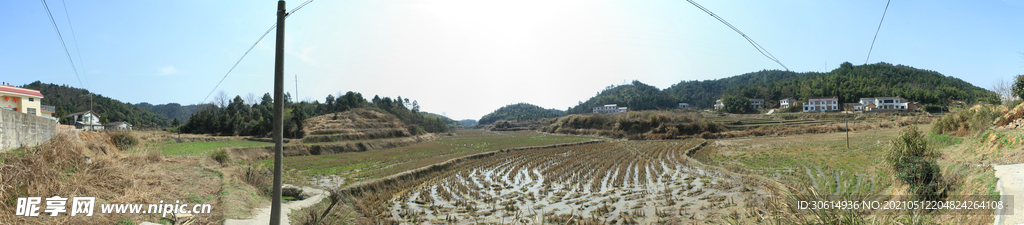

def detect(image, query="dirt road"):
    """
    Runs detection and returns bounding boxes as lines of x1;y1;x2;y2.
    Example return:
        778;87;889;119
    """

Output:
994;163;1024;225
224;185;327;225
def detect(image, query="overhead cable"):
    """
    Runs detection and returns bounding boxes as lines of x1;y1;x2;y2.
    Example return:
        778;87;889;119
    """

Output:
685;0;789;71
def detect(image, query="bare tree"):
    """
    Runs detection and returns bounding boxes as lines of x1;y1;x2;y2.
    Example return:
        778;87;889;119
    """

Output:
214;90;229;109
994;77;1019;105
245;93;257;106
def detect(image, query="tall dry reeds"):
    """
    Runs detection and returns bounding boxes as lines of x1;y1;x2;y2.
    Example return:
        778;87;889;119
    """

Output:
0;132;135;224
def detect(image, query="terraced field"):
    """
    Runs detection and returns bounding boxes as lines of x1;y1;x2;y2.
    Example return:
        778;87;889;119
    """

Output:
368;140;765;224
281;130;596;187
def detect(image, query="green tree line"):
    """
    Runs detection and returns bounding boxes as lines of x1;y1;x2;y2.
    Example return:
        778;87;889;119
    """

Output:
179;91;450;138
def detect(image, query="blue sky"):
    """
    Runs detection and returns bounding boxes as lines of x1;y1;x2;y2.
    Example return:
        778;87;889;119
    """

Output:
2;0;1023;120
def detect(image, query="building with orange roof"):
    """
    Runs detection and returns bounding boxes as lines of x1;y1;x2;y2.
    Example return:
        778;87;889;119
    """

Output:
0;84;56;121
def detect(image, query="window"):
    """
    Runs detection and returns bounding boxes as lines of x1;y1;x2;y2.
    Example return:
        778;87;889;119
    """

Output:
27;108;35;116
29;98;34;102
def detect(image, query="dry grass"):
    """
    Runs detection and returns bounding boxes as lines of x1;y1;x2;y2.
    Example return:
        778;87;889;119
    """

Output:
303;109;410;138
698;116;931;139
692;124;1001;224
0;131;264;225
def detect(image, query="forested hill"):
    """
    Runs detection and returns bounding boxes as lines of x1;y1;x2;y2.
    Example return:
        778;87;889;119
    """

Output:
711;62;996;107
568;62;996;113
665;70;806;109
479;103;564;124
23;81;172;128
566;80;678;114
136;102;200;123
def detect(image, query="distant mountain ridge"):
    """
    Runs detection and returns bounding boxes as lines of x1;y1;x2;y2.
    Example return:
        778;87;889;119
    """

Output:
567;62;996;113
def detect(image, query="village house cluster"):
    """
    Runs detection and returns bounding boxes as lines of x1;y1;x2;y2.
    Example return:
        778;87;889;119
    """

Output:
1;84;132;131
711;96;923;113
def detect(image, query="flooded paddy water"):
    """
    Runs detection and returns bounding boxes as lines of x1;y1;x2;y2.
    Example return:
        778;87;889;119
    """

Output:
387;140;767;224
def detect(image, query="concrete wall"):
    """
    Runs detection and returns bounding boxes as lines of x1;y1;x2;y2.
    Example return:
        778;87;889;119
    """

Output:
0;108;56;152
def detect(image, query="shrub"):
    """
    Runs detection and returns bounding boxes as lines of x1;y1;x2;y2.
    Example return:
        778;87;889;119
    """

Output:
931;105;1001;136
210;149;229;164
779;105;802;113
885;126;945;201
241;166;272;195
108;131;138;151
922;104;946;113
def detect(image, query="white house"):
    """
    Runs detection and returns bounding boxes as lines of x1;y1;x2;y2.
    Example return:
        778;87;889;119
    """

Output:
678;103;690;108
714;99;724;110
593;104;627;113
749;99;765;109
105;121;133;132
803;96;840;112
65;111;104;130
852;97;908;112
872;97;908;111
779;98;798;109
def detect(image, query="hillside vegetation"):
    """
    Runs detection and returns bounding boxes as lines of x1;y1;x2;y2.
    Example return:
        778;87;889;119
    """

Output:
180;91;450;138
478;103;563;124
136;102;200;123
302;109;417;143
543;111;726;139
566;81;677;114
568;62;996;112
716;62;997;107
23;81;172;128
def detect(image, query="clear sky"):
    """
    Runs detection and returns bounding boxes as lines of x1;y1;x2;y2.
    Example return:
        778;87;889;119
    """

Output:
3;0;1023;121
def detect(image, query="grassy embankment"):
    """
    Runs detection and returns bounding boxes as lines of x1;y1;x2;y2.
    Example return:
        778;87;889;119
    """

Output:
543;110;931;140
692;104;1024;224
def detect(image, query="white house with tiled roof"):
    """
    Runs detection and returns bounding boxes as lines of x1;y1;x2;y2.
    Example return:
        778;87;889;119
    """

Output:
64;111;103;130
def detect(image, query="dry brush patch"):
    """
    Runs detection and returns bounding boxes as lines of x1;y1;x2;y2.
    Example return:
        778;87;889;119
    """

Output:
0;131;260;225
303;109;412;139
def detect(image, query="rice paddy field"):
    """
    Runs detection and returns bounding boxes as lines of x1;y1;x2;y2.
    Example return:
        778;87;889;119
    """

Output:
279;130;597;188
345;140;767;224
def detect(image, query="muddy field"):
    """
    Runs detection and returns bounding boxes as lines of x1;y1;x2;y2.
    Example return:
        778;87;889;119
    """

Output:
385;140;766;224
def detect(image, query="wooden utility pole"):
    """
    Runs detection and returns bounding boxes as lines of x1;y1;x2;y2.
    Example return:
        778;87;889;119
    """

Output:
270;0;286;224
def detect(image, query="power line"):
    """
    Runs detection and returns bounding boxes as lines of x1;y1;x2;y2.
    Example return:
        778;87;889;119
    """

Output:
685;0;789;71
60;0;88;88
59;0;93;112
201;0;314;105
865;0;891;64
39;0;84;89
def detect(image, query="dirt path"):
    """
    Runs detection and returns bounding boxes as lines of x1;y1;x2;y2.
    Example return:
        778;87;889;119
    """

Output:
224;185;327;225
994;163;1024;225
